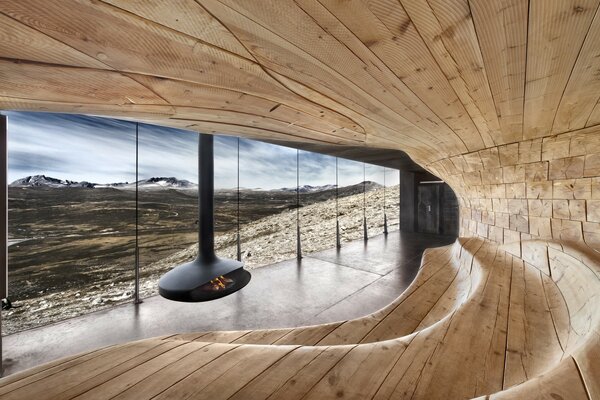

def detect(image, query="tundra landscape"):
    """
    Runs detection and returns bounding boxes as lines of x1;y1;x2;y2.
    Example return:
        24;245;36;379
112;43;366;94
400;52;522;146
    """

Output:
4;176;399;334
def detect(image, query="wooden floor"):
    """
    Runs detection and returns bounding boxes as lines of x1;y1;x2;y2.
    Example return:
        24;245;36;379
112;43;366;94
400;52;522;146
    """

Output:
1;237;598;399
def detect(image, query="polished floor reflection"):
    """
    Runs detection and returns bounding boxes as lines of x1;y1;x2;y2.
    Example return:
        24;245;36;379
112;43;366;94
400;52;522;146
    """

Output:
2;231;455;376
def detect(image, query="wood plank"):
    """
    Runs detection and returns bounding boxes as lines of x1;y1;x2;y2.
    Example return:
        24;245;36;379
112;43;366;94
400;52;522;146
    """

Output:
0;343;128;391
152;344;296;400
573;330;600;400
107;343;237;400
524;0;600;138
0;0;321;116
359;255;460;342
199;0;445;157
47;340;185;400
0;0;599;171
408;245;510;399
273;323;343;345
0;96;176;122
264;346;354;400
491;357;590;399
470;0;528;144
372;315;455;400
414;258;471;330
168;332;213;342
553;5;600;133
214;0;448;147
192;330;251;343
296;0;465;153
228;346;328;400
316;245;456;345
0;339;168;400
400;0;499;149
169;117;348;145
0;60;168;106
100;0;254;59
124;74;364;138
232;328;292;345
252;70;435;160
504;258;564;389
549;246;600;350
586;99;600;127
311;0;470;154
0;13;107;68
73;342;219;399
0;239;598;399
171;105;363;144
302;339;412;400
541;273;571;352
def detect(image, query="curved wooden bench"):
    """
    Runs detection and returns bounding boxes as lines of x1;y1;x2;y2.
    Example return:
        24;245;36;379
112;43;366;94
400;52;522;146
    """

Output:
168;238;475;346
1;238;598;399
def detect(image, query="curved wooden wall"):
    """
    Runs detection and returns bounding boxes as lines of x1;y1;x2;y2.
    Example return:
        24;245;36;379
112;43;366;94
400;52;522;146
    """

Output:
1;2;600;397
1;238;598;399
1;0;600;250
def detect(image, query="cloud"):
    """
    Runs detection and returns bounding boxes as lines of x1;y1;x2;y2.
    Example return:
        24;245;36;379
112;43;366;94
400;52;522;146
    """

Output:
5;111;394;189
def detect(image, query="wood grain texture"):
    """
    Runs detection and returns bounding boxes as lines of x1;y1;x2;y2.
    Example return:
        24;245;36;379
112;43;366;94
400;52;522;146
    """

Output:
2;239;598;399
3;0;600;248
0;0;593;158
1;2;600;398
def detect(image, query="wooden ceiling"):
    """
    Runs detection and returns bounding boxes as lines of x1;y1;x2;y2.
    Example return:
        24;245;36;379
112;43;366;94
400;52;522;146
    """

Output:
0;0;599;168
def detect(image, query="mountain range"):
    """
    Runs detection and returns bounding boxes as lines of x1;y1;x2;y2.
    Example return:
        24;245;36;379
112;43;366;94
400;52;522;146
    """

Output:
9;175;379;193
279;184;337;193
9;175;196;190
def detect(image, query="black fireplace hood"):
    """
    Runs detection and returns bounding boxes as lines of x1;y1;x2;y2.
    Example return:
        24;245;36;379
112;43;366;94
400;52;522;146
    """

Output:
158;134;250;302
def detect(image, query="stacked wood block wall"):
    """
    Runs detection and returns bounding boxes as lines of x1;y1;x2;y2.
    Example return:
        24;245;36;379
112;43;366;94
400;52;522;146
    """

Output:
427;125;600;255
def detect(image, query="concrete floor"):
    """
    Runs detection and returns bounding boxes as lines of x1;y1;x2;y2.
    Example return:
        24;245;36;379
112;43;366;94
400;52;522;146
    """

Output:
1;231;455;376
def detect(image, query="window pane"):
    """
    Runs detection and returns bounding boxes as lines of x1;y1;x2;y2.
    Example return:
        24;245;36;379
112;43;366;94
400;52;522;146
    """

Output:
337;158;365;243
137;124;198;298
384;169;400;233
214;135;239;261
365;164;386;237
5;112;135;334
238;140;297;267
298;151;336;254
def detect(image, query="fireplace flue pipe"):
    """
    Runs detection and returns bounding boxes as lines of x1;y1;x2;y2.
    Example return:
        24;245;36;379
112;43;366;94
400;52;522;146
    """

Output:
158;134;250;302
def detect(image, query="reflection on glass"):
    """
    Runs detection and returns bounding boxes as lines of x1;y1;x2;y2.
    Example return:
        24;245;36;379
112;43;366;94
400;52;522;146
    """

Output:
214;135;240;261
137;124;198;298
5;112;136;335
238;139;297;267
365;164;386;237
298;151;336;254
337;158;365;243
384;168;400;233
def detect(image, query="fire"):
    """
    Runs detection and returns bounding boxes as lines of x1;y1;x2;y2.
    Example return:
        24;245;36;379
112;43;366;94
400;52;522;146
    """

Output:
203;275;234;292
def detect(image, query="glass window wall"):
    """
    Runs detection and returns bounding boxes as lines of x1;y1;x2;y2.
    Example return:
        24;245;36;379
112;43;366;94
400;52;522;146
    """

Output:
2;111;402;335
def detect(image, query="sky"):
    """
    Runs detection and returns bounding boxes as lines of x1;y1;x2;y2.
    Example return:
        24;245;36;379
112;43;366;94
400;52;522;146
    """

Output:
4;111;398;189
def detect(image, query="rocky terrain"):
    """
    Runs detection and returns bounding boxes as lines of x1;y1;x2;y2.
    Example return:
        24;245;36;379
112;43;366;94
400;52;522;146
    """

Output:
2;181;398;335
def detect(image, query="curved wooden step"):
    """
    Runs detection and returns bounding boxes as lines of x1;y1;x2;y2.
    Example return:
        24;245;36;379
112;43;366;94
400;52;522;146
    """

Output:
1;238;598;399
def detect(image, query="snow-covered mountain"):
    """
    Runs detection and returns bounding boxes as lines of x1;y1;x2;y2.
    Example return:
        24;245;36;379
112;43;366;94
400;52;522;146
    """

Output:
279;181;382;194
279;184;338;193
10;175;196;190
131;177;196;190
10;175;97;188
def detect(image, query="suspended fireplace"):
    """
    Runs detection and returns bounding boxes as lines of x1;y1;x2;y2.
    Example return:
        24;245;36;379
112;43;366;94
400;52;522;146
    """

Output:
158;134;251;302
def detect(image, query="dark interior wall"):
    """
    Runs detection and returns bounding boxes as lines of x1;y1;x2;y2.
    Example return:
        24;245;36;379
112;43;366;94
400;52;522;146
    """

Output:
400;171;416;232
416;183;440;234
400;171;458;236
440;184;459;236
